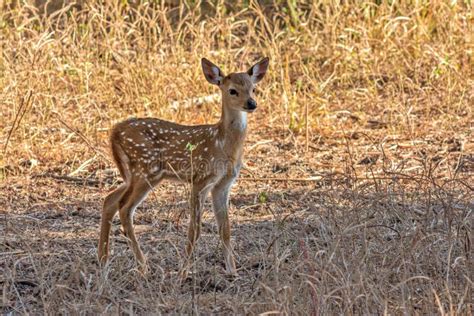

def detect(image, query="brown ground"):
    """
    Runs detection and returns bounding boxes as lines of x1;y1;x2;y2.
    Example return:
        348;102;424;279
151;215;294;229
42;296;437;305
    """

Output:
2;122;472;314
1;1;473;314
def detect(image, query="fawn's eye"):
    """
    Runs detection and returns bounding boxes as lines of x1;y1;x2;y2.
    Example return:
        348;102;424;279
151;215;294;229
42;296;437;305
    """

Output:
252;88;256;93
229;89;238;96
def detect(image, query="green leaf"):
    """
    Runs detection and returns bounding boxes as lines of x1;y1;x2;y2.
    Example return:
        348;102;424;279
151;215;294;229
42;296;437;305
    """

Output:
258;191;268;203
186;142;197;152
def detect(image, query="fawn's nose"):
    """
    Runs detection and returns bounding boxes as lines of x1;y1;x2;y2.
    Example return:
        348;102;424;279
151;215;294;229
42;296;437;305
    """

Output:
245;99;257;111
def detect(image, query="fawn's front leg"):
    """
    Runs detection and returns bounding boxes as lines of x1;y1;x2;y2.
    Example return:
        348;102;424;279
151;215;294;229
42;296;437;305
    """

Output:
211;177;237;276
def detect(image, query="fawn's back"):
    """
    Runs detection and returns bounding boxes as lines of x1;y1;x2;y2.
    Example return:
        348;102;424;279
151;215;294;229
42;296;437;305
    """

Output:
111;117;244;185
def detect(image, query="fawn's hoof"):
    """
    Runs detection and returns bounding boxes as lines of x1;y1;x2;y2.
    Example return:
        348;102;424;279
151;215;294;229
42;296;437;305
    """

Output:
98;256;108;267
178;267;190;283
137;262;148;275
225;269;239;279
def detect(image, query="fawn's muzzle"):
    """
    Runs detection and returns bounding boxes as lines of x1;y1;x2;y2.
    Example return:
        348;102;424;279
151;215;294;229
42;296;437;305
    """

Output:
245;99;257;111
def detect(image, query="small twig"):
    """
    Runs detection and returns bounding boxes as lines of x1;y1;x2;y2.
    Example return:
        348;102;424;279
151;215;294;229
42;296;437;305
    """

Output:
0;250;26;256
366;224;402;239
239;177;323;182
32;173;106;187
1;279;39;287
457;179;474;192
52;111;110;162
305;95;309;152
4;90;33;154
240;173;461;183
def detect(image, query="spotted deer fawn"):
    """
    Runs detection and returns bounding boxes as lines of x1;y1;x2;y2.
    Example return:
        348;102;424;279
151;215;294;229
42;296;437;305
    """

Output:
98;57;269;276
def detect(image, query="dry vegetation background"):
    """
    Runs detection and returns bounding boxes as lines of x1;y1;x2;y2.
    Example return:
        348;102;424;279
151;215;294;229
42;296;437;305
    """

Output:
0;0;473;314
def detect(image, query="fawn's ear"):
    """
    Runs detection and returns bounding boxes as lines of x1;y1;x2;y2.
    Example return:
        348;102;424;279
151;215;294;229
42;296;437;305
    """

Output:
247;57;269;84
201;58;224;85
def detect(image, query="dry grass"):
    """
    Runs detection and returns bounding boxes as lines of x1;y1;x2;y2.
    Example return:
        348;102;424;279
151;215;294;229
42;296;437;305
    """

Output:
1;0;473;314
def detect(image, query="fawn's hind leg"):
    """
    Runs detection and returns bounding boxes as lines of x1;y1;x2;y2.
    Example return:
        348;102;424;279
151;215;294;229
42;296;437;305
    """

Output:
118;178;152;271
98;184;128;264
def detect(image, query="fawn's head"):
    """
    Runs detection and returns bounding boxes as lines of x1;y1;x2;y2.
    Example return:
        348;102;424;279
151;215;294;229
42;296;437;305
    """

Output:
201;57;269;113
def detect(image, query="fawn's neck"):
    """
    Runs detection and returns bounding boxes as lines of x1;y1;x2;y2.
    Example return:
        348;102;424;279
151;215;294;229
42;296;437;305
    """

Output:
218;102;248;156
222;107;247;132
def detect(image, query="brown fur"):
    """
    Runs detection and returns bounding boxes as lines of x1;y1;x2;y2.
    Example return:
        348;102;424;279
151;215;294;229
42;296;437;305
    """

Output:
98;57;269;277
